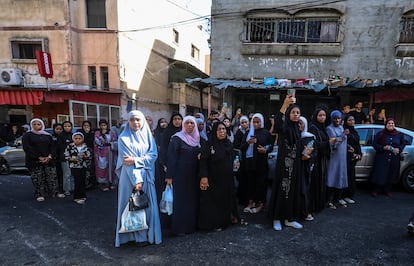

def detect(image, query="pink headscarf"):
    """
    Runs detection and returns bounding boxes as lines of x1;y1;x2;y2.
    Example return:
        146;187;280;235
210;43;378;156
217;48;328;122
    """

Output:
173;116;200;147
29;118;51;136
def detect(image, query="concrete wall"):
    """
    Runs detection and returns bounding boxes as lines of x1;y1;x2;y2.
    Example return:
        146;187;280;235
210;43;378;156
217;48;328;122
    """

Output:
0;0;119;90
211;0;414;80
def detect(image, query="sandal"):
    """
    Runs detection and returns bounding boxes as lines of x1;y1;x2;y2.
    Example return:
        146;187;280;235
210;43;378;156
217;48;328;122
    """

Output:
243;202;255;213
250;203;264;214
231;216;239;224
305;214;314;221
327;202;336;209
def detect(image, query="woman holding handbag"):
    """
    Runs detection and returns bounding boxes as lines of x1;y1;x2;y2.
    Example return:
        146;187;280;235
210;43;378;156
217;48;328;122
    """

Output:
115;110;161;247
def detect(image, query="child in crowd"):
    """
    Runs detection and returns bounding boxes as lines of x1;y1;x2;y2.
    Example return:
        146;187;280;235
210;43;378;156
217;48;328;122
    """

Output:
64;132;92;204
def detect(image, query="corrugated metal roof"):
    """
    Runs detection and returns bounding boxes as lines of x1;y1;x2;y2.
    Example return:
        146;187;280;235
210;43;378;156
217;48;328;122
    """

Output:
187;78;414;92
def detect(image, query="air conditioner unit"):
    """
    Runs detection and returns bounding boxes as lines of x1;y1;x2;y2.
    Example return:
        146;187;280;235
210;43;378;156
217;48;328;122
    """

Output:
0;68;23;86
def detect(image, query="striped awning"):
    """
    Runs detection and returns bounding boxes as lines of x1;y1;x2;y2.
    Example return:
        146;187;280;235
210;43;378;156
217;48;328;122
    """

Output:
0;89;43;105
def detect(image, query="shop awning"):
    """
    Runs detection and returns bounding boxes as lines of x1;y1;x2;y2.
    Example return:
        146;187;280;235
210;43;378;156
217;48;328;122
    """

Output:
0;89;43;105
44;90;121;106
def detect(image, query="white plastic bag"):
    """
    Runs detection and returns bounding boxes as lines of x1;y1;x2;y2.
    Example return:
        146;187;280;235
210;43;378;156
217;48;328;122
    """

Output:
119;203;148;233
159;184;173;215
98;156;108;169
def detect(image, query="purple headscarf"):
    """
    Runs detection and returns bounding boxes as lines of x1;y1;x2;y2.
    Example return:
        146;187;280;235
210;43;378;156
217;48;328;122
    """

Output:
173;116;200;147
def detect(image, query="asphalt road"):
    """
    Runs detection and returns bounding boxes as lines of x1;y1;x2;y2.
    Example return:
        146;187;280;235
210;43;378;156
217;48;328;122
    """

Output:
1;173;413;266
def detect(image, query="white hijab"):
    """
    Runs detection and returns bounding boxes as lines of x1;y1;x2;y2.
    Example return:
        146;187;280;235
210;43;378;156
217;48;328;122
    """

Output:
246;113;264;158
299;116;315;138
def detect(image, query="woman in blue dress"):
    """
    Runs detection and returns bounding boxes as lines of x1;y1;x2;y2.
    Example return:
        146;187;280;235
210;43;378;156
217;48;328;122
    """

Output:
115;110;161;247
166;116;201;235
326;110;349;209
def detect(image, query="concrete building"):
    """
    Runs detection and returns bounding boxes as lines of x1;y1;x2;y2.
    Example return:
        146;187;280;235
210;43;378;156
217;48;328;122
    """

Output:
203;0;414;129
0;0;214;129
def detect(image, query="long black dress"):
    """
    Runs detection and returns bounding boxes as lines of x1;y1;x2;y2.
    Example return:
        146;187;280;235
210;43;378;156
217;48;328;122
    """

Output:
240;127;273;205
300;136;317;217
157;113;182;203
308;109;331;212
166;136;200;234
233;128;248;205
198;128;234;230
268;107;303;222
343;119;362;199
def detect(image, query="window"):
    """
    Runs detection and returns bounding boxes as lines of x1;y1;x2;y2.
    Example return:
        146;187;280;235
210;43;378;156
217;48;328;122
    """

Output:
245;17;339;43
86;0;107;28
191;44;200;61
88;66;97;89
100;66;109;90
11;40;44;60
173;29;179;44
69;100;120;128
400;16;414;43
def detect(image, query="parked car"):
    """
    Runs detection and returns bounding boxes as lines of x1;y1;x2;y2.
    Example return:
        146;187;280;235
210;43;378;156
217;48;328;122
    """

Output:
0;138;26;174
0;127;82;175
267;124;414;192
355;124;414;192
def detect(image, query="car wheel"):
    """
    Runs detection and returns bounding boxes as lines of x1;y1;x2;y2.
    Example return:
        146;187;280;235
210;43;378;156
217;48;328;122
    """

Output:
0;163;11;175
401;165;414;192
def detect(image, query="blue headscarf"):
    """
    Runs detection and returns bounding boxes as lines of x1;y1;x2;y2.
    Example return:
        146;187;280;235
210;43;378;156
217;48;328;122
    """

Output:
196;118;208;141
330;110;342;121
116;110;157;180
115;110;161;246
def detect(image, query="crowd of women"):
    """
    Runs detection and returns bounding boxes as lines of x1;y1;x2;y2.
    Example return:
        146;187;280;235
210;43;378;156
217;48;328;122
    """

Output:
114;94;405;247
21;118;122;203
15;93;406;247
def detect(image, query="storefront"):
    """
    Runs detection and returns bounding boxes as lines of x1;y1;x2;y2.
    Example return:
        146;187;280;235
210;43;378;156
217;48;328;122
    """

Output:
0;88;121;129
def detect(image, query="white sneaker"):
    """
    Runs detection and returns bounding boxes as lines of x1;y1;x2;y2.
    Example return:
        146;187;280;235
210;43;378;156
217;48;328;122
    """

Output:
36;196;45;202
57;193;66;198
74;199;85;204
284;220;303;229
408;222;414;234
338;199;347;206
273;220;282;231
344;197;355;204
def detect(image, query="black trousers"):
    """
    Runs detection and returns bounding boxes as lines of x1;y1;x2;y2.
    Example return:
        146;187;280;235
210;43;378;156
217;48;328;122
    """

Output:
71;168;86;200
55;161;64;193
344;160;356;198
409;212;414;223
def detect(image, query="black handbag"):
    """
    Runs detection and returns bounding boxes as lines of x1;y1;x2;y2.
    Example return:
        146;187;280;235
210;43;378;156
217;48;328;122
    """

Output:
129;189;149;211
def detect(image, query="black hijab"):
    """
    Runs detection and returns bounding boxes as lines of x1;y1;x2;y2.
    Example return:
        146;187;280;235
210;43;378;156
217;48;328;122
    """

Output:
284;105;301;146
154;118;167;145
311;108;327;131
343;114;357;134
210;122;233;158
163;113;183;140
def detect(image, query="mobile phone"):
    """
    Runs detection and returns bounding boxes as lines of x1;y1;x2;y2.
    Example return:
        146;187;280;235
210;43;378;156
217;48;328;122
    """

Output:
287;88;296;98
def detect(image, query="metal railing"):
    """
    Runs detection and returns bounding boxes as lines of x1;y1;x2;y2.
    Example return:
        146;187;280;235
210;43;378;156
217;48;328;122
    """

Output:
244;17;339;43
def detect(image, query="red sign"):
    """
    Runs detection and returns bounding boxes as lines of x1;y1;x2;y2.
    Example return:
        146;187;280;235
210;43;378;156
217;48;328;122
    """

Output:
36;51;54;79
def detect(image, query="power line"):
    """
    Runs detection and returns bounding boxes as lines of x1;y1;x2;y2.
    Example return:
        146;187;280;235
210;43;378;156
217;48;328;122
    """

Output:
117;0;347;33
